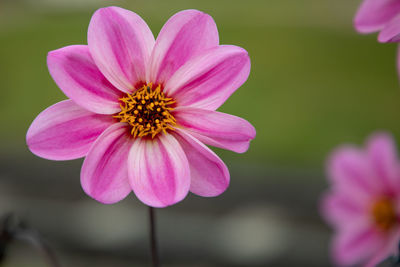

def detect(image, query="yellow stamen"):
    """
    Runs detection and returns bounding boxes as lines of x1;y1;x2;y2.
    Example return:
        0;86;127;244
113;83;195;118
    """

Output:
371;197;397;232
113;84;177;138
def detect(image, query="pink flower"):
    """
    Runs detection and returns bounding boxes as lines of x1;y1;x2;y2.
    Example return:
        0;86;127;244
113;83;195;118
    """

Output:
354;0;400;42
26;7;255;207
321;133;400;266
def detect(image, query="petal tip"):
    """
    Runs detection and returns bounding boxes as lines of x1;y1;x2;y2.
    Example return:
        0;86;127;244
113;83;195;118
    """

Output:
353;16;381;34
190;182;230;197
136;189;189;208
367;131;395;149
128;135;190;208
326;145;362;179
377;30;392;43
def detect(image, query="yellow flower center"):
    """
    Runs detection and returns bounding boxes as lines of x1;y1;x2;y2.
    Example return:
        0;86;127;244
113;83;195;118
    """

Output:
114;84;176;138
371;197;397;232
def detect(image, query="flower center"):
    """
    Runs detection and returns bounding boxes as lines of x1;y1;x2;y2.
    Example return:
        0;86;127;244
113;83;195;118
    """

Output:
114;84;176;138
371;197;397;232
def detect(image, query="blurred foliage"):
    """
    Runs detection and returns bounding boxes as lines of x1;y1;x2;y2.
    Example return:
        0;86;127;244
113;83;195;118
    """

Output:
1;0;399;168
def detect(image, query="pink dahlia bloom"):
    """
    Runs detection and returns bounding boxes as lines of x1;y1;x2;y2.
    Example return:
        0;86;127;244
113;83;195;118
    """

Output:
26;7;255;207
354;0;400;42
321;133;400;266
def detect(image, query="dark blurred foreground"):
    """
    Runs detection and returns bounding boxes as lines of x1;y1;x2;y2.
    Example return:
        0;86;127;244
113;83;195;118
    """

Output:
0;151;331;267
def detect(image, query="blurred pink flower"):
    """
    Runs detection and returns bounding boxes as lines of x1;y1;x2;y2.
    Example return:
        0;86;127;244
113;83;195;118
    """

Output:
321;133;400;266
26;7;255;207
354;0;400;42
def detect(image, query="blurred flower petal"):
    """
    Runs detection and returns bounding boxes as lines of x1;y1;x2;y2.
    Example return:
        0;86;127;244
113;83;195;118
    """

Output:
367;132;400;195
333;226;384;266
327;146;378;201
354;0;400;33
378;15;400;42
321;192;367;228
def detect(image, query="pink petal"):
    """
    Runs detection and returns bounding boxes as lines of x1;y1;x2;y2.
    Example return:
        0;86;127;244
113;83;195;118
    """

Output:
327;146;379;203
332;226;385;266
173;128;229;197
26;100;113;160
173;107;256;153
47;45;123;114
378;15;400;42
80;123;132;204
364;229;400;267
88;6;155;92
321;192;367;228
147;9;219;85
367;132;400;195
164;45;250;110
128;134;190;207
354;0;400;33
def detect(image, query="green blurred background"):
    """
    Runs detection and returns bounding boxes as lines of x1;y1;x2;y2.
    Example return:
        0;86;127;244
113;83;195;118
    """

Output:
2;0;400;167
0;0;399;266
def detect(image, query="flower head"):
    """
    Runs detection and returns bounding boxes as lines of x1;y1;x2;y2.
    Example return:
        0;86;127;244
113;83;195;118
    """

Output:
26;7;255;207
321;133;400;266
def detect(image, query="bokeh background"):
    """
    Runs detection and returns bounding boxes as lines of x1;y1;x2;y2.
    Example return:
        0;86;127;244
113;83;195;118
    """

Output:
1;0;399;266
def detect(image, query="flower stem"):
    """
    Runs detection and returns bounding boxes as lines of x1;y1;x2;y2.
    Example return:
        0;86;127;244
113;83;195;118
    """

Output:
149;207;159;267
